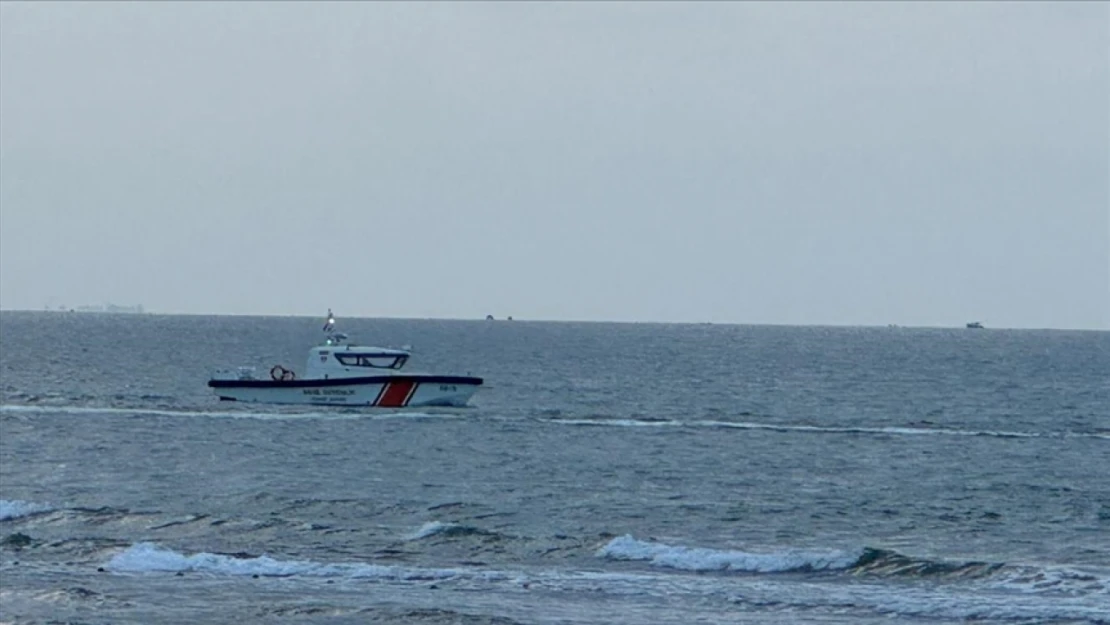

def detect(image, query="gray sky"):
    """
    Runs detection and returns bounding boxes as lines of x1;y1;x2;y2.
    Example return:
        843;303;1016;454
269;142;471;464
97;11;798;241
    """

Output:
1;1;1107;329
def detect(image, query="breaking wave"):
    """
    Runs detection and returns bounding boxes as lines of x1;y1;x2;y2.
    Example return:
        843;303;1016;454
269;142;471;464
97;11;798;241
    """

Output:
406;521;501;541
101;540;1110;623
106;542;510;582
596;535;1109;596
598;534;862;573
0;499;54;521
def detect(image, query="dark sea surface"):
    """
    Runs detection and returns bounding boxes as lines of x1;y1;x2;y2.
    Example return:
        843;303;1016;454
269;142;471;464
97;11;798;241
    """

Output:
1;311;1107;624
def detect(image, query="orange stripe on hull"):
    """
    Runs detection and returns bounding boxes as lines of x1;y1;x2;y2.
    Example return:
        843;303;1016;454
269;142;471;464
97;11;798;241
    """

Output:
376;380;417;407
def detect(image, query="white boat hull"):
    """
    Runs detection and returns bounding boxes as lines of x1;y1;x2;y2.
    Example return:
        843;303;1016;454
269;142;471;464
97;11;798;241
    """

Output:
208;375;481;408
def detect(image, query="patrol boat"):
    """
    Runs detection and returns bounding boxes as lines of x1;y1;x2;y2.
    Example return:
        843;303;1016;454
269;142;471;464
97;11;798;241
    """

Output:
207;311;483;407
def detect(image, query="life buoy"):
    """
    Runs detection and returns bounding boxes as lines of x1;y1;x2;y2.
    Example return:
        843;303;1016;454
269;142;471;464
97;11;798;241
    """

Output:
270;365;296;381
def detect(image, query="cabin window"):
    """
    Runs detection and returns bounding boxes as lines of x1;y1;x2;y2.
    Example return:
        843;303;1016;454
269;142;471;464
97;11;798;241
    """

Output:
335;354;407;369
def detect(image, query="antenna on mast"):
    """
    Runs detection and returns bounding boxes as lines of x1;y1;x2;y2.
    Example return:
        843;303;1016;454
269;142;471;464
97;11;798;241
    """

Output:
322;308;348;345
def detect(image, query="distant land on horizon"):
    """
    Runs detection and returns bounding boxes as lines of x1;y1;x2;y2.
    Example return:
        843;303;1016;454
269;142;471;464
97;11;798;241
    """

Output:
36;303;145;314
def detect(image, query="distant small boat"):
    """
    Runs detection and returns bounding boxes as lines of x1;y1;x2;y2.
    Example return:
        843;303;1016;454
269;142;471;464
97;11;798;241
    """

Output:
966;321;984;329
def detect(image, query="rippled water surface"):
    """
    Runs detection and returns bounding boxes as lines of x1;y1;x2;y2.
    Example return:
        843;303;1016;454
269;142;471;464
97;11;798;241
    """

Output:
1;312;1108;624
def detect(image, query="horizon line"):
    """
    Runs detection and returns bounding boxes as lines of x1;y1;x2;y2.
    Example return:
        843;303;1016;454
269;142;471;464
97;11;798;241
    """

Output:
1;307;1106;332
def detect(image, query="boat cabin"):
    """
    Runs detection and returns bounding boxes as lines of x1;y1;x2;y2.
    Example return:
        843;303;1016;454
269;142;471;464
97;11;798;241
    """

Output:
305;344;411;379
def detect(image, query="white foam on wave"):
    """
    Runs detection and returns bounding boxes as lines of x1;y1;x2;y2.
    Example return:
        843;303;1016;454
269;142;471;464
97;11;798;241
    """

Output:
406;521;460;540
691;420;1048;439
0;404;452;422
0;499;53;521
985;564;1110;596
543;415;1103;441
106;542;509;582
598;535;1110;591
100;542;1107;622
0;499;54;521
5;404;1100;439
597;534;862;573
546;418;682;428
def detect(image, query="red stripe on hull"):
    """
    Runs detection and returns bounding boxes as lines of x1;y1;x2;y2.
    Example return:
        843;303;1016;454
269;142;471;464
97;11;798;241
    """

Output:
376;380;417;407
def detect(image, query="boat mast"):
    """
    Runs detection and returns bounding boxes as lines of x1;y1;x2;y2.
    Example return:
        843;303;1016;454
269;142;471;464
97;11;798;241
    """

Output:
322;308;347;345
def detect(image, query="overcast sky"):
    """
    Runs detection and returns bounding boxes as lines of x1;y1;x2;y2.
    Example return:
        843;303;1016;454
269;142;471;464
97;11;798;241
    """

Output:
1;1;1106;329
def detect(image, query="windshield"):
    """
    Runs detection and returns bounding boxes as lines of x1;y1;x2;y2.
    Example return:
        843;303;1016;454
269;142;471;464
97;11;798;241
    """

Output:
335;354;407;369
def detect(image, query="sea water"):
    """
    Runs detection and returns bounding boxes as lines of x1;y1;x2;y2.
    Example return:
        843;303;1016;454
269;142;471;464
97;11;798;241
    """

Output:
1;312;1107;624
